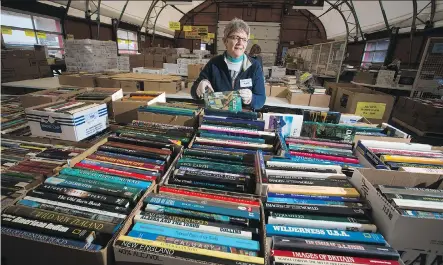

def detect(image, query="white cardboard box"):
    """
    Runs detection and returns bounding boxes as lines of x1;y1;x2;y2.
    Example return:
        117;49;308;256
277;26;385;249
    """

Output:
25;101;108;142
163;63;179;75
350;168;443;254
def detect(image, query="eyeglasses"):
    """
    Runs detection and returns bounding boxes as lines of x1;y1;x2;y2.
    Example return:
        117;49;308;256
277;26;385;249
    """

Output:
227;36;248;43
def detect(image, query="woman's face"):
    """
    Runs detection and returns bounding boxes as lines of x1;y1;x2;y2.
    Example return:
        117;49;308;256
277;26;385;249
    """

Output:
224;30;248;58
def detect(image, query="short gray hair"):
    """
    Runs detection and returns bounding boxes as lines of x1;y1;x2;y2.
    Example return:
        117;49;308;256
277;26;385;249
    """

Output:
223;18;250;42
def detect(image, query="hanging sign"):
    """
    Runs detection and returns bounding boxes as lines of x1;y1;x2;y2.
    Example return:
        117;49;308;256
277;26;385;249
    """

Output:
66;34;74;40
24;30;35;37
185;26;209;39
183;25;193;32
37;32;46;39
169;22;181;31
208;33;215;39
1;27;12;35
201;35;211;43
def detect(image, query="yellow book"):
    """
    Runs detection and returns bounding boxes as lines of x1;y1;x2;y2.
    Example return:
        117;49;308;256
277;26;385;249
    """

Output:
267;184;360;198
117;235;264;264
380;155;443;165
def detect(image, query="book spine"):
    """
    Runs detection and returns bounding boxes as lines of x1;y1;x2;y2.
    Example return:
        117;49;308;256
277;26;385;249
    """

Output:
144;204;249;227
60;168;151;190
272;253;398;265
399;209;443;219
392;198;443;212
265;164;340;174
74;162;157;182
89;152;164;172
378;186;443;198
355;141;389;169
266;224;386;245
29;190;130;214
145;194;260;220
104;141;171;156
134;213;252;239
4;205;119;235
272;237;399;260
38;183;130;207
267;198;365;208
268;216;376;232
107;136;173;151
168;177;246;192
265;178;352;188
267;193;360;202
1;213;95;243
130;223;260;251
159;186;259;206
24;196;126;219
80;159;161;177
264;203;368;217
265;170;346;180
1;226;102;251
17;199;123;224
174;168;248;185
380;155;443;165
95;150;165;165
183;149;246;162
289;152;359;164
196;137;273;150
267;185;360;198
269;212;371;224
384;193;443;203
45;177;138;202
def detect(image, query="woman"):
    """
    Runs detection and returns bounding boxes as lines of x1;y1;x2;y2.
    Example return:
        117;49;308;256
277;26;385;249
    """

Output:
249;44;263;69
191;18;266;110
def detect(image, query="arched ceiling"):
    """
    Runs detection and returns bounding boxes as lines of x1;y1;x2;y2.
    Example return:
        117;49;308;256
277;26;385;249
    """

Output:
42;0;443;40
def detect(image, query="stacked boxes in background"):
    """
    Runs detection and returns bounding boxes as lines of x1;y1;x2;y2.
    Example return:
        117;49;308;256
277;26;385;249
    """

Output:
64;39;118;73
117;56;130;72
1;47;51;82
392;97;443;134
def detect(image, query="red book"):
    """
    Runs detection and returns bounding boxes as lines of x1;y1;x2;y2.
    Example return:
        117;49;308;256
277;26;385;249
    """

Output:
272;250;399;265
289;151;359;164
75;162;157;182
159;186;260;207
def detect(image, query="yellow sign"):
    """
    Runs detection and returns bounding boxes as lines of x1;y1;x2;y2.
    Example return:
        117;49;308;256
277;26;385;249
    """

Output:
185;31;201;39
184;26;209;39
201;36;211;43
1;27;12;35
355;102;386;120
25;30;35;37
169;21;181;31
208;33;215;39
183;25;192;32
250;34;255;40
118;39;125;44
37;32;46;39
66;34;74;40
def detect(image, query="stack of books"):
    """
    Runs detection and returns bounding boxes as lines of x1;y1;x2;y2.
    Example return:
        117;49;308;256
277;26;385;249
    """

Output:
356;140;443;172
166;146;260;194
265;178;401;265
1;96;29;135
117;120;195;146
138;102;200;117
195;109;277;155
204;91;242;111
75;88;122;101
378;186;443;218
115;186;265;265
1;134;179;250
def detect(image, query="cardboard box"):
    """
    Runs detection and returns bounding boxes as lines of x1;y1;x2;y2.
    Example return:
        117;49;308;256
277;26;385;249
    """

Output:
120;80;141;92
38;65;52;76
58;74;96;87
188;64;204;80
271;85;288;98
25;101;108;142
154;54;165;62
324;82;359;109
271;66;286;78
20;87;86;108
265;83;271;96
350;168;443;253
353;71;376;84
143;80;180;94
96;76;121;88
137;108;199;127
153;61;163;68
286;89;311;105
166;54;179;64
112;92;166;124
163;63;179;75
334;86;395;123
309;94;330;108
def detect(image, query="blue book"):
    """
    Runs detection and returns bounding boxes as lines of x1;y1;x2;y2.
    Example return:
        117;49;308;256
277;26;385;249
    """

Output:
144;195;260;220
1;226;102;250
266;224;386;245
130;223;260;251
267;192;360;202
267;197;350;206
94;151;165;165
270;156;364;168
80;159;161;177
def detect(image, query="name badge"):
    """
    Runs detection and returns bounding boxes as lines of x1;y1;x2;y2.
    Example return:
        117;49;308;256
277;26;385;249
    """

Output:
240;78;253;87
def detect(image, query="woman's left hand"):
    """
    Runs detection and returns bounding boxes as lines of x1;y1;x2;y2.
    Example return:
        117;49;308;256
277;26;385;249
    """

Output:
239;89;252;105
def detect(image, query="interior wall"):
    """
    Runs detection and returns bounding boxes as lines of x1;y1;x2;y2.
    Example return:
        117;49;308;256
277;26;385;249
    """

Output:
175;0;327;59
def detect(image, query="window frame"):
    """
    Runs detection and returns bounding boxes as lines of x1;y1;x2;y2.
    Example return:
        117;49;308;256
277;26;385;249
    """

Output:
361;38;390;67
117;29;138;55
1;8;64;56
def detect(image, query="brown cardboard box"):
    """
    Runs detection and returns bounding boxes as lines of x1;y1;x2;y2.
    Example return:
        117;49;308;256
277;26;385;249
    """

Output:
353;71;377;85
7;58;31;69
120;80;141;92
286;89;311;105
38;65;52;76
144;54;154;67
21;50;35;59
188;64;204;80
270;85;288;98
138;110;198;127
143;80;180;94
2;68;15;79
334;86;395;123
21;65;40;76
265;84;271;96
37;59;49;66
96;76;121;88
309;94;331;108
324;81;359;109
112;92;166;124
20;87;86;108
154;54;165;62
153;61;163;68
58;74;96;87
166;54;179;63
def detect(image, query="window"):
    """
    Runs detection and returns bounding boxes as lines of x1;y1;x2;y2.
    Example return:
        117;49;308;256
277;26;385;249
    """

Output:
117;29;138;54
1;9;64;58
361;39;390;68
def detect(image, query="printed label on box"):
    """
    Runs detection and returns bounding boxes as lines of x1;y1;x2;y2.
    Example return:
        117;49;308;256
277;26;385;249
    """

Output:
355;102;386;119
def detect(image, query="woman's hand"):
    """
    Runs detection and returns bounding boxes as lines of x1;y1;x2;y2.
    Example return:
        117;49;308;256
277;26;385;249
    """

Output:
239;89;252;105
196;79;214;98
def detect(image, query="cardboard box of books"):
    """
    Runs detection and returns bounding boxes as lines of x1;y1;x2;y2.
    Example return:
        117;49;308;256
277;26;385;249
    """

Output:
25;101;109;142
20;87;87;109
350;168;443;254
58;73;97;87
113;92;166;124
137;102;201;127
